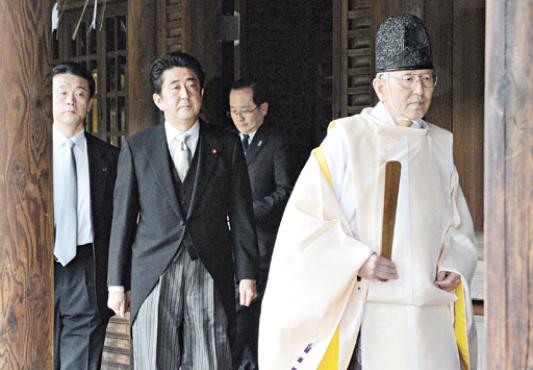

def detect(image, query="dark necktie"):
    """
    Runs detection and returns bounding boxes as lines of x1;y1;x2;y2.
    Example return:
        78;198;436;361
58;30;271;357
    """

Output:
242;134;250;154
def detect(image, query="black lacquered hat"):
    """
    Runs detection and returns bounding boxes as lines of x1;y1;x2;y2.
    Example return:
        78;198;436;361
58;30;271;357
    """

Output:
375;15;433;73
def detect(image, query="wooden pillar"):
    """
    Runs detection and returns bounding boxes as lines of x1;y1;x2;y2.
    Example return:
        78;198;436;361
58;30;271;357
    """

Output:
127;0;159;134
0;1;53;368
182;0;223;79
485;0;533;369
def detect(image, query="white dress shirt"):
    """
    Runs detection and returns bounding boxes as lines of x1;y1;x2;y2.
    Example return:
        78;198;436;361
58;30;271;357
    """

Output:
166;120;200;166
53;125;94;246
239;129;258;147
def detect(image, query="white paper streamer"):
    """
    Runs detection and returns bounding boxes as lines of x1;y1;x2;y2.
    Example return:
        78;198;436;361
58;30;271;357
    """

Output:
90;0;98;30
52;2;59;32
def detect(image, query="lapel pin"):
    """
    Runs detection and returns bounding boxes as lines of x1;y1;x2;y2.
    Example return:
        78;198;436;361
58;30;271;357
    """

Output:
258;140;263;147
211;148;219;157
102;167;108;172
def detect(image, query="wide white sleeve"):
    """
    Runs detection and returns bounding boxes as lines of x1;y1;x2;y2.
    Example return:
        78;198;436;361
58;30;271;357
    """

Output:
438;167;478;283
438;167;479;370
259;140;373;370
320;122;348;201
320;122;361;238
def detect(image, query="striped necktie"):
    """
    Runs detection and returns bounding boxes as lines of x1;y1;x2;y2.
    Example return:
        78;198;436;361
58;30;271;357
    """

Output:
175;135;191;182
242;134;250;154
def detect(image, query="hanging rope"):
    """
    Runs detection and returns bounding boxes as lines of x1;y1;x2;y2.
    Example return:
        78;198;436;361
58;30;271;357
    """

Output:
71;0;90;40
99;0;108;32
70;0;108;39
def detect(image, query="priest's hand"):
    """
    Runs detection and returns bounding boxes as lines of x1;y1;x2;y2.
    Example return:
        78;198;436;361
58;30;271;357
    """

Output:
435;271;461;292
239;279;257;307
108;290;129;317
358;253;398;281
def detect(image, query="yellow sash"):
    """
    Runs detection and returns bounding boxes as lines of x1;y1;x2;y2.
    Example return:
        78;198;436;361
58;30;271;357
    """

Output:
313;144;470;370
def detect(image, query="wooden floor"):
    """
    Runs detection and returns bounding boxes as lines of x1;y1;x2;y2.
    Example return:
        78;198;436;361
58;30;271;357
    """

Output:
471;233;485;315
102;314;132;370
475;315;486;370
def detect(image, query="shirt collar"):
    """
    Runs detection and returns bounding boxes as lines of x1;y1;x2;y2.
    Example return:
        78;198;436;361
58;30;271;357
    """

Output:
369;101;427;129
164;120;200;144
53;124;86;151
240;128;258;143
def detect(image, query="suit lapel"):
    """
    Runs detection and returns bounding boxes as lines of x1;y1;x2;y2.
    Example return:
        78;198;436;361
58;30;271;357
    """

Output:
86;134;108;216
144;125;182;219
246;125;269;165
187;122;219;217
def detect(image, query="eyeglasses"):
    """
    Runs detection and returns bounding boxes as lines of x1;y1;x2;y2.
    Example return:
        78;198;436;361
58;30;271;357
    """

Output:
227;105;258;118
380;73;438;89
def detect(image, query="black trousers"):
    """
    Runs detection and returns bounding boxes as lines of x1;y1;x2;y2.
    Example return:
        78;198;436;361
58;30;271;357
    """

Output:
54;245;110;370
232;269;268;370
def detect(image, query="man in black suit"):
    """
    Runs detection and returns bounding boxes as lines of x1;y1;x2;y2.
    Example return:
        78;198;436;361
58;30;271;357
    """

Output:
107;52;259;370
52;62;119;370
228;80;294;370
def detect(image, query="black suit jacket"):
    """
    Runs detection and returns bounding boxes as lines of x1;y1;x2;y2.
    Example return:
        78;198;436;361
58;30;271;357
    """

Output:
86;133;120;314
107;122;259;324
243;124;294;271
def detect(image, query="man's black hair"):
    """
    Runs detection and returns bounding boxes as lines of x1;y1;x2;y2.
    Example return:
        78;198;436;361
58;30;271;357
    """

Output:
150;51;205;94
53;62;96;97
230;79;268;106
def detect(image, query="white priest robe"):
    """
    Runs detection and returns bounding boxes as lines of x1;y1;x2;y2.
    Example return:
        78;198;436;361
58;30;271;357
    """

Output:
258;103;478;370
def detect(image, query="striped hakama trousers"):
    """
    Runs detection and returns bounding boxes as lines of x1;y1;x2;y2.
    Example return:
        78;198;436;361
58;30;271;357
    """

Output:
132;248;232;370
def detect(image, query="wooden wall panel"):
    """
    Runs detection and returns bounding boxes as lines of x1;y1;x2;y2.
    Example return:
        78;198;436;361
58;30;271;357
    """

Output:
388;0;424;17
154;0;187;54
332;0;346;119
424;0;453;131
316;0;334;140
0;1;53;367
342;0;374;117
164;0;184;52
485;0;533;368
451;1;485;231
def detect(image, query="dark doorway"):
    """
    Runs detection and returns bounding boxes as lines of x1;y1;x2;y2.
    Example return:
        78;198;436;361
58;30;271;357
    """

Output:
236;0;333;171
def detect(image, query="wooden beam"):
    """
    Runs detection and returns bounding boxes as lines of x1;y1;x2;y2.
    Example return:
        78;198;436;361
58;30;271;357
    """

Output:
485;0;533;368
0;1;53;367
127;0;160;135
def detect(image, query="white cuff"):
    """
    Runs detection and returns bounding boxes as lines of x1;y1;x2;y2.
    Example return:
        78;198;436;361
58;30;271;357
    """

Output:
108;285;125;292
